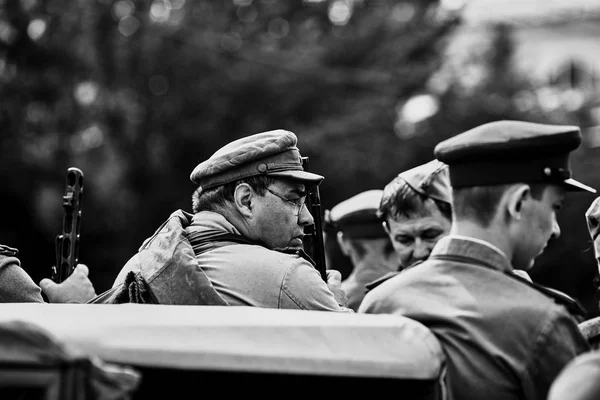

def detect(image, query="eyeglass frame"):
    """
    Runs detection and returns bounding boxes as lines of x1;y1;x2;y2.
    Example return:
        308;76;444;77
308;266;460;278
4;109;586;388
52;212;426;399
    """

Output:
265;188;307;216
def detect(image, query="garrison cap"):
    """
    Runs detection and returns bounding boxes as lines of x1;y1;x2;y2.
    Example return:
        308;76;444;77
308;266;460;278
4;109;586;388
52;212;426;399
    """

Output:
397;159;452;205
434;120;596;193
190;129;323;191
324;190;387;238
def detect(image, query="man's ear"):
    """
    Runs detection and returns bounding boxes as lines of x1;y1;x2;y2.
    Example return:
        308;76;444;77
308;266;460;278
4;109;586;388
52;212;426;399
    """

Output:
233;183;255;218
382;220;391;236
507;184;530;221
337;231;351;256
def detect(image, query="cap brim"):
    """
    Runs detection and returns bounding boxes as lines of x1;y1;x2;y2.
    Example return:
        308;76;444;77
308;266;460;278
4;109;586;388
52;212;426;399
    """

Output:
268;170;324;186
564;178;596;193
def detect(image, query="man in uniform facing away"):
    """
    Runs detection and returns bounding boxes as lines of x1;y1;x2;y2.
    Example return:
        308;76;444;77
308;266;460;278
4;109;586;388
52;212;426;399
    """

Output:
359;120;595;400
106;129;351;311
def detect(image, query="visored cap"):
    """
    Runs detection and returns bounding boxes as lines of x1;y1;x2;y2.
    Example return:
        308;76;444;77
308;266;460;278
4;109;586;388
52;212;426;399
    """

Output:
325;190;387;238
435;120;596;193
190;129;324;191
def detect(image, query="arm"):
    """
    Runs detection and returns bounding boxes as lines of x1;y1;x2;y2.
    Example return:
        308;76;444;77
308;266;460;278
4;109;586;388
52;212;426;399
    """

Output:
0;248;95;304
281;258;352;312
0;256;44;303
524;308;590;400
585;196;600;274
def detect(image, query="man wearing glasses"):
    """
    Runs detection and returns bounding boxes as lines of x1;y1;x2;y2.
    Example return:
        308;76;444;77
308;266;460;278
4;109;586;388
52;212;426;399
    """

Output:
108;129;351;311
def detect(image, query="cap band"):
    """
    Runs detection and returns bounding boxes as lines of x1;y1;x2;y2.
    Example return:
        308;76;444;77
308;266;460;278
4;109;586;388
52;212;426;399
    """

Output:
448;154;571;188
200;148;303;190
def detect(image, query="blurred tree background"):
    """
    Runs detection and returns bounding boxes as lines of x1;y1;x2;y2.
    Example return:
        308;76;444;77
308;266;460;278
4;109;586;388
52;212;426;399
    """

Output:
1;0;599;316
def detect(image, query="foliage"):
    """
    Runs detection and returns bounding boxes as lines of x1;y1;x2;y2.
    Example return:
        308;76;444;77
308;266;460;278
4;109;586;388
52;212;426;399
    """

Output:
2;0;597;317
0;0;460;291
406;22;600;315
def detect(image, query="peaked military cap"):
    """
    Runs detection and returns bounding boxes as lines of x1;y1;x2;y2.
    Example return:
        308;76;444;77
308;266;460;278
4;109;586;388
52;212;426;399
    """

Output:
324;190;387;238
190;129;323;191
434;120;596;193
397;159;452;204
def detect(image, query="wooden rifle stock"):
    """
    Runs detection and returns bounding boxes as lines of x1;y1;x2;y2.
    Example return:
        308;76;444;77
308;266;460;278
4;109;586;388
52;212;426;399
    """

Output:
301;157;327;281
52;167;84;283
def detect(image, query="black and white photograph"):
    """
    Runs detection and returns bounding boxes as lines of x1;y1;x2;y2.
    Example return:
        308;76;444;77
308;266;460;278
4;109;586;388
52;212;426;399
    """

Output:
2;0;600;399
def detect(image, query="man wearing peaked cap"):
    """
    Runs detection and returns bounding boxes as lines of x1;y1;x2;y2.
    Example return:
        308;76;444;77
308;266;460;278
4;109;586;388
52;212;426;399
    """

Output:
359;120;595;400
323;190;399;311
105;129;352;312
366;157;587;319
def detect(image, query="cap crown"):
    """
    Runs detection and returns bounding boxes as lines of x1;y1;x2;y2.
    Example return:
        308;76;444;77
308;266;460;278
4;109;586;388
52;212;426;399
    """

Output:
190;129;323;190
325;190;387;238
435;120;580;163
434;120;595;193
398;159;451;205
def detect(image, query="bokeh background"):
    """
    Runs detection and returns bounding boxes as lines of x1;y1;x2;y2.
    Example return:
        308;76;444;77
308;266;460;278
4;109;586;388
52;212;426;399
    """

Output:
2;0;600;315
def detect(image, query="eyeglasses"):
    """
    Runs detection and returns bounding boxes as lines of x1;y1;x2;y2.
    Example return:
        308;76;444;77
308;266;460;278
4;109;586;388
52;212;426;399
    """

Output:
266;188;307;216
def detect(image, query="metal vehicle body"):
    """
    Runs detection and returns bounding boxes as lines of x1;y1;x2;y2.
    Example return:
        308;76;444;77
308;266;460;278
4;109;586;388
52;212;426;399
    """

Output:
0;304;447;400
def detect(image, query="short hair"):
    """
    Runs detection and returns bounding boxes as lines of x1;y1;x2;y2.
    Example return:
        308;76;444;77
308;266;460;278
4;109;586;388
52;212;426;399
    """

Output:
192;175;276;213
452;183;548;227
378;177;452;222
348;236;395;258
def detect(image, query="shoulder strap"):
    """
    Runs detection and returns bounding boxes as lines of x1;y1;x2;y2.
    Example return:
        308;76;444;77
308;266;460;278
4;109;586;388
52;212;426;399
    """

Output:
365;271;401;292
511;273;587;320
430;254;587;320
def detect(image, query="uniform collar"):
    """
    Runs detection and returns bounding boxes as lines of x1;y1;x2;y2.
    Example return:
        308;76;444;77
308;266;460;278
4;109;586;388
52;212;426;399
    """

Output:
431;235;513;274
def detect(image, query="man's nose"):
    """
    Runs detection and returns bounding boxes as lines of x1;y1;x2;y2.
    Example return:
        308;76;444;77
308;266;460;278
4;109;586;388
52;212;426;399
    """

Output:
588;213;600;241
298;203;314;226
551;218;561;240
412;239;433;261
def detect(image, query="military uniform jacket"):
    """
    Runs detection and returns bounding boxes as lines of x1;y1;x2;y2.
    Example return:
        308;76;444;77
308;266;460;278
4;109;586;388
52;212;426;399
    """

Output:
358;236;589;400
186;211;350;311
113;210;351;312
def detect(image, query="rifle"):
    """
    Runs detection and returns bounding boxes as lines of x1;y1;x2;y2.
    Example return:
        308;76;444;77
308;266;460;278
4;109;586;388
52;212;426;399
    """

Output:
52;167;84;283
301;157;327;281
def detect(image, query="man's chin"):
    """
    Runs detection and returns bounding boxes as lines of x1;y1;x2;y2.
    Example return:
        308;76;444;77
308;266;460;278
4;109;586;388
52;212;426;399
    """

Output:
290;237;304;249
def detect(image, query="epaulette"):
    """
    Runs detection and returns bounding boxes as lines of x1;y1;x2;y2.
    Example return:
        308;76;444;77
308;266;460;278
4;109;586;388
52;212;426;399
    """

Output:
511;273;587;321
0;244;19;257
365;271;401;292
364;260;425;293
579;316;600;350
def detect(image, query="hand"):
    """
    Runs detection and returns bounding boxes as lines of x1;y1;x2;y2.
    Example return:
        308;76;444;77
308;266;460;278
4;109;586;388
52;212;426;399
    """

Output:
39;264;97;303
325;269;349;307
513;269;532;282
585;197;600;268
585;196;600;242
